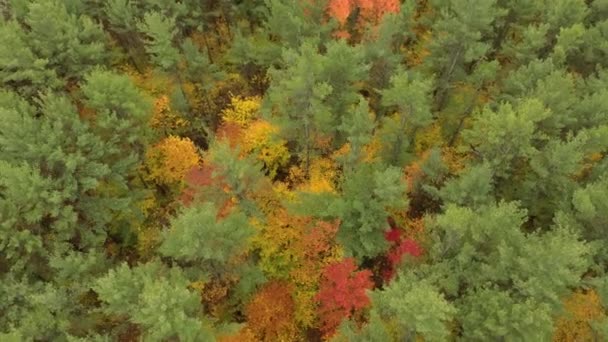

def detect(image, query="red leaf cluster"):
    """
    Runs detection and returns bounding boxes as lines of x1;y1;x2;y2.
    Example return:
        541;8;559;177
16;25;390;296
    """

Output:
316;258;373;337
382;227;423;281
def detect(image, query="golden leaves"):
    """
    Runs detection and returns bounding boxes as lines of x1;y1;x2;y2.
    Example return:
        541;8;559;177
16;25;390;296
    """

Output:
553;290;606;341
145;136;201;184
150;95;189;132
243;120;290;179
245;281;300;341
221;96;262;126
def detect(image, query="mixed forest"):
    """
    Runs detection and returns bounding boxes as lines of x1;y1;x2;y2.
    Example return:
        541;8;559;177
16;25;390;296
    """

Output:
2;0;608;341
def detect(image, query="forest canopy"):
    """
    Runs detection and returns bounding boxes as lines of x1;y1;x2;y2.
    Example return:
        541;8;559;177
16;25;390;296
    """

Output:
1;0;608;341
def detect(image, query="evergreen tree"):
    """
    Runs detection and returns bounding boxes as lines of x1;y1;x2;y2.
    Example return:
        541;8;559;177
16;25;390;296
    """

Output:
379;68;433;166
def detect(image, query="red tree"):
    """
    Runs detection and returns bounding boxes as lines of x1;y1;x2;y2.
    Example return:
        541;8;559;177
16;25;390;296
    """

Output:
382;225;423;281
316;258;373;337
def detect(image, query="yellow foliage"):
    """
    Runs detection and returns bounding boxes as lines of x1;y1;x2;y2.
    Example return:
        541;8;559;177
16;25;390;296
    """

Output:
292;219;342;328
189;279;207;294
574;152;605;180
250;183;343;329
553;290;606;342
291;158;339;193
221;95;262;126
120;65;174;96
405;29;432;67
333;143;351;161
135;225;161;259
415;122;444;155
251;209;307;279
441;146;468;174
242;120;290;179
363;136;382;163
272;182;297;202
150;95;189;132
207;73;251;117
180;81;204;114
145;136;201;184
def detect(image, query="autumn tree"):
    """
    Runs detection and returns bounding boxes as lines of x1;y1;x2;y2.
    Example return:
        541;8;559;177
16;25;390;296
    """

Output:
316;258;373;337
245;281;299;341
297;162;407;259
145;135;201;185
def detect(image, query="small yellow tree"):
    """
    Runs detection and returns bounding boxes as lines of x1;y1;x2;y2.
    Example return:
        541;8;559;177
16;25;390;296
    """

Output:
145;136;201;184
221;95;262;126
149;95;188;133
243;120;290;179
553;290;606;341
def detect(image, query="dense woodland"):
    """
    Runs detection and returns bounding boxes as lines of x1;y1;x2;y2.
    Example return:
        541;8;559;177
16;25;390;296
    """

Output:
1;0;608;340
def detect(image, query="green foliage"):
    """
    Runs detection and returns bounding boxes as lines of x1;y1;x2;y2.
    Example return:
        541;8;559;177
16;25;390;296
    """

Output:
464;99;549;177
2;0;608;339
160;202;253;265
298;163;407;259
379;68;433;165
338;96;375;168
12;0;107;86
94;262;214;341
0;20;61;96
435;163;494;207
371;272;456;341
138;11;180;71
206;141;265;214
332;312;391;342
426;0;505;107
419;202;591;339
0;71;151;338
458;287;554;340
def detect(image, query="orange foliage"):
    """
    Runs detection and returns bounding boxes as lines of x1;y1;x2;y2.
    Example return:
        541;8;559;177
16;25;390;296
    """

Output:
245;281;300;341
179;162;236;219
216;121;244;148
328;0;352;25
553;290;606;341
180;165;215;206
327;0;400;24
405;159;424;194
291;220;343;327
249;182;342;328
145;136;201;184
327;0;400;38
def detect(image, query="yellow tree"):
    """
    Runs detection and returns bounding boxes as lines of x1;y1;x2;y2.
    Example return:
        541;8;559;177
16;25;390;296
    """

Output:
145;135;201;185
553;290;607;341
